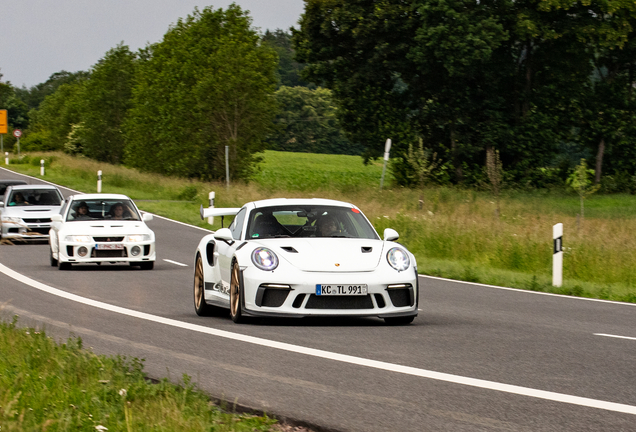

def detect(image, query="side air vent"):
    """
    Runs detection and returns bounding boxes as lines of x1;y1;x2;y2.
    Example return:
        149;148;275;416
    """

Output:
361;247;373;253
281;246;299;253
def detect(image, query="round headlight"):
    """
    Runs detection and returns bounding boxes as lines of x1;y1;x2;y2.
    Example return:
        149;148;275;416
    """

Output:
251;247;279;271
131;246;141;256
387;247;410;272
77;246;88;257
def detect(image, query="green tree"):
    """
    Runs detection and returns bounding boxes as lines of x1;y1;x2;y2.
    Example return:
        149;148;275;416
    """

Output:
23;80;87;151
14;71;89;111
81;44;136;164
567;158;600;219
262;29;311;88
267;86;360;154
125;5;278;181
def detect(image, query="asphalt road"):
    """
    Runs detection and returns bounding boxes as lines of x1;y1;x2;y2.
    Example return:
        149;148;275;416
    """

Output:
1;167;636;431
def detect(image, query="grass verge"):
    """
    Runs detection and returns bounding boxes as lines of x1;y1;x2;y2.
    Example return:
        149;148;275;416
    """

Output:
0;316;281;431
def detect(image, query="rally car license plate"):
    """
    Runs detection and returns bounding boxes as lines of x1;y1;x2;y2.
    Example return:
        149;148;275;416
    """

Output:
95;243;124;250
316;284;368;296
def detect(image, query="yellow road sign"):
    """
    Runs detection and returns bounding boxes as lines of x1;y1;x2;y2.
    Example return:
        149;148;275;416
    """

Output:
0;110;8;134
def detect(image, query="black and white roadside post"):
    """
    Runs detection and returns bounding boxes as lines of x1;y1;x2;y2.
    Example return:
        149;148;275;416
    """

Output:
97;170;103;193
380;138;392;190
4;152;8;165
208;191;215;225
553;223;563;287
40;159;45;176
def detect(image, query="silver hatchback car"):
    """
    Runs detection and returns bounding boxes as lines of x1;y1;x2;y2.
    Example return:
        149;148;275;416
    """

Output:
0;184;64;241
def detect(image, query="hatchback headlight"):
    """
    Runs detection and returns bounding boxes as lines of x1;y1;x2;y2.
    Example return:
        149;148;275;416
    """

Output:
251;247;279;271
387;247;410;272
127;234;151;242
64;235;92;243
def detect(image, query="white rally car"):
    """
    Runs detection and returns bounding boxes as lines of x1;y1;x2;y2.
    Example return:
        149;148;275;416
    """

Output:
49;194;156;270
193;198;418;324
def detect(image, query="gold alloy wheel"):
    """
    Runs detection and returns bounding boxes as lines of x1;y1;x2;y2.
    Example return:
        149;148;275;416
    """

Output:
194;256;204;311
230;261;242;322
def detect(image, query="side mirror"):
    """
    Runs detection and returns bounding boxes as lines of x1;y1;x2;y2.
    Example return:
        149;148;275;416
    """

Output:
51;214;63;222
383;228;399;242
213;227;234;243
142;213;153;222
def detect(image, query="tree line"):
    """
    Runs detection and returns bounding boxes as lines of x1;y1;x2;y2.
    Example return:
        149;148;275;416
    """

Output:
2;1;636;190
0;5;356;182
293;0;636;191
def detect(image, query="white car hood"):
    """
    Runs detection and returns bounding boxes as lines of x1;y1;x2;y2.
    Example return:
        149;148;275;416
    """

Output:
62;220;152;236
3;206;61;219
262;238;386;272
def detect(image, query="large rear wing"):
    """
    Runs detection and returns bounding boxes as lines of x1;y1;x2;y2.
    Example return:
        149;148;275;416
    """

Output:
200;205;241;220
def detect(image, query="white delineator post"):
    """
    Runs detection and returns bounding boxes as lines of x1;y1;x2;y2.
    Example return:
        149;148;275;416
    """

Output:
553;223;563;287
4;152;8;165
380;138;391;190
40;159;45;176
97;170;103;193
207;191;215;225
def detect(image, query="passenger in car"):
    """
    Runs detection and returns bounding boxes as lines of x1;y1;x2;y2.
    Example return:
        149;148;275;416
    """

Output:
73;201;92;220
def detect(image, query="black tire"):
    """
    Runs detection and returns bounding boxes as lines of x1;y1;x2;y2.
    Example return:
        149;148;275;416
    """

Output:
229;260;246;323
49;246;58;267
194;255;217;316
384;316;415;325
139;261;154;270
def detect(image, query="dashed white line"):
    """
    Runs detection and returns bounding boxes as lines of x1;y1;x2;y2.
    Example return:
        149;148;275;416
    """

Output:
594;333;636;341
163;259;188;267
1;262;636;416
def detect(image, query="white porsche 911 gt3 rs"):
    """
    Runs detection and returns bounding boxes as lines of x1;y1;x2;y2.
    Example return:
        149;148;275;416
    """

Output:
193;198;418;325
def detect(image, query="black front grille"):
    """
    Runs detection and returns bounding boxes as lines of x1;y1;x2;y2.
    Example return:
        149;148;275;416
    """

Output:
93;237;124;242
28;227;50;235
387;286;414;307
23;218;52;223
305;294;374;309
93;249;127;258
261;289;290;307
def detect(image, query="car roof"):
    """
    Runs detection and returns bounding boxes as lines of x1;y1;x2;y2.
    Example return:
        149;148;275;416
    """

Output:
8;184;60;191
250;198;358;210
0;179;28;185
68;193;132;201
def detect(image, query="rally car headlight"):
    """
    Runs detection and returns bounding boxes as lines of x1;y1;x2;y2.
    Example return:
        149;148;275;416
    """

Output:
251;247;279;271
127;234;151;242
64;235;92;243
387;247;410;272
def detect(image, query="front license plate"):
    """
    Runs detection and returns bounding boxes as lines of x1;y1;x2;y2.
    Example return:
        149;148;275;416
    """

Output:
316;284;368;296
95;243;124;250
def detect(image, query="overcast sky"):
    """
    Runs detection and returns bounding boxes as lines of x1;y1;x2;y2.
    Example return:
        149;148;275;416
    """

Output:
0;1;305;88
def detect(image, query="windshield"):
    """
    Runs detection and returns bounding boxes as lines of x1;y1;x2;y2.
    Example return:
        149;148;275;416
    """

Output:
246;205;379;240
66;199;141;221
7;189;63;206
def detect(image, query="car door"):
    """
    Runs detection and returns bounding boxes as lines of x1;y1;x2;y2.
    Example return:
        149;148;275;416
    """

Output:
216;207;247;293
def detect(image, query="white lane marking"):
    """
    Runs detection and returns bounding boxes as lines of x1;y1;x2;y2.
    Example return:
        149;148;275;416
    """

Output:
163;259;188;267
1;263;635;415
420;275;636;307
595;333;636;341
